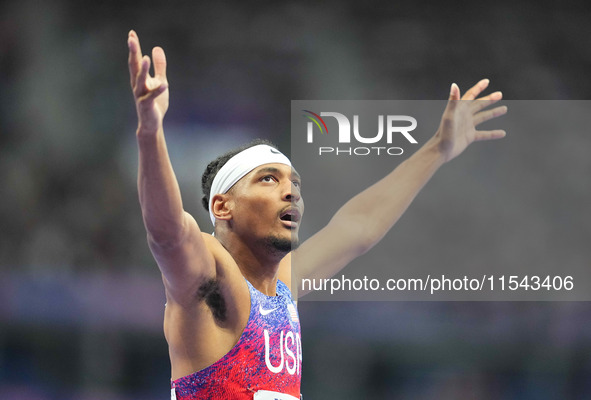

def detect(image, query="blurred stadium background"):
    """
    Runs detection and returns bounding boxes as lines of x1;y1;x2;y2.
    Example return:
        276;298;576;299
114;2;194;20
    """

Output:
1;0;591;399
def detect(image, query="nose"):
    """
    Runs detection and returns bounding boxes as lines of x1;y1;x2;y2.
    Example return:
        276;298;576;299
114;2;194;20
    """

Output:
283;181;301;203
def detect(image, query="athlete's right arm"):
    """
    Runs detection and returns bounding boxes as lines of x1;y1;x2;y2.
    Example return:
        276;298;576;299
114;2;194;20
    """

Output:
128;31;215;303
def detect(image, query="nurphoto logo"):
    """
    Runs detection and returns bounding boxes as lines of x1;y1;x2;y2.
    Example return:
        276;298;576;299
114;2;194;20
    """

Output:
302;110;418;156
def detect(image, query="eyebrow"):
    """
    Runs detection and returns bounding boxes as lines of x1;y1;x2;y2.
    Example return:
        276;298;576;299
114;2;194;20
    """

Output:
255;166;301;181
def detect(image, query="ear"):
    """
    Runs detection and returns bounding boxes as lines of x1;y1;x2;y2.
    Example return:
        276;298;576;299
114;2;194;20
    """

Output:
211;193;233;222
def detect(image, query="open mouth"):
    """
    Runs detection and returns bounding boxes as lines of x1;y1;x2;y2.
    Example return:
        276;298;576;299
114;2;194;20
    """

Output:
279;208;301;228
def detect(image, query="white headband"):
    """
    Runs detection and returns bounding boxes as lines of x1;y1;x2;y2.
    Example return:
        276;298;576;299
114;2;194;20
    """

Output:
208;144;291;226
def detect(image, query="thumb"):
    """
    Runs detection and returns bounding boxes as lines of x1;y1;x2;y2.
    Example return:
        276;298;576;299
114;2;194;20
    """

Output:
152;46;167;81
449;83;460;100
444;82;460;114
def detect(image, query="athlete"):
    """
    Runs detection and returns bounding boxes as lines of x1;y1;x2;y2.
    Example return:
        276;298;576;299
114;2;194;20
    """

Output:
127;29;506;400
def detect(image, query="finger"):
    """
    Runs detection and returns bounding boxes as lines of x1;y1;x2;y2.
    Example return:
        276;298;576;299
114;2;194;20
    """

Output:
461;78;489;101
474;129;506;141
134;55;151;97
129;30;144;56
471;91;503;113
449;82;460;100
138;83;168;106
128;30;144;87
152;47;167;82
444;82;461;115
473;105;508;126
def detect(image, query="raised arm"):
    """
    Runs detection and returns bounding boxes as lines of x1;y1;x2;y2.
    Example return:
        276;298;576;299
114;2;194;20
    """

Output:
128;31;214;301
293;79;507;288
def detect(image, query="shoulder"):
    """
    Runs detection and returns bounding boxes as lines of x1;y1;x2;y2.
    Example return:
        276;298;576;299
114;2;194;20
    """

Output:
200;231;223;250
199;232;249;290
164;232;248;309
200;232;238;270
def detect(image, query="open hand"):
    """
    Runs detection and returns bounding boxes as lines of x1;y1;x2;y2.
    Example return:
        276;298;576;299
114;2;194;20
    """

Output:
436;79;507;162
128;30;169;135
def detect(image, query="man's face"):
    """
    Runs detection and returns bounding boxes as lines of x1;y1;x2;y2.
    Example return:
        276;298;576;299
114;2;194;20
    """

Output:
228;163;303;252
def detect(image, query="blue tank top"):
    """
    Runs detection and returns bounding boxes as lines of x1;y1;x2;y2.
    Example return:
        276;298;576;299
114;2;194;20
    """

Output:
171;279;302;399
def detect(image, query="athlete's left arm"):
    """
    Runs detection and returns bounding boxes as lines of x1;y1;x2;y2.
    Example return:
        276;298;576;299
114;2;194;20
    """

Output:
289;79;507;294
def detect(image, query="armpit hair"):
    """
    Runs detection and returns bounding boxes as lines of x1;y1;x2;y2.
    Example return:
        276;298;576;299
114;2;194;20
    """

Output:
197;278;227;322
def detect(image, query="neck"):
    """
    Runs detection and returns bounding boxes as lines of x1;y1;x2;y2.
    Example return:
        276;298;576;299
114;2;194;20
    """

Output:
217;230;286;296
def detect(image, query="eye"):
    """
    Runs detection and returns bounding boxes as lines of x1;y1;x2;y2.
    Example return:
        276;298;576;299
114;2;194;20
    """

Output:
292;180;301;189
261;175;276;183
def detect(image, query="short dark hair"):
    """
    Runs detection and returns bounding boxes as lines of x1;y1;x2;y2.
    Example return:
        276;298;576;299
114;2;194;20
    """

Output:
201;138;279;211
